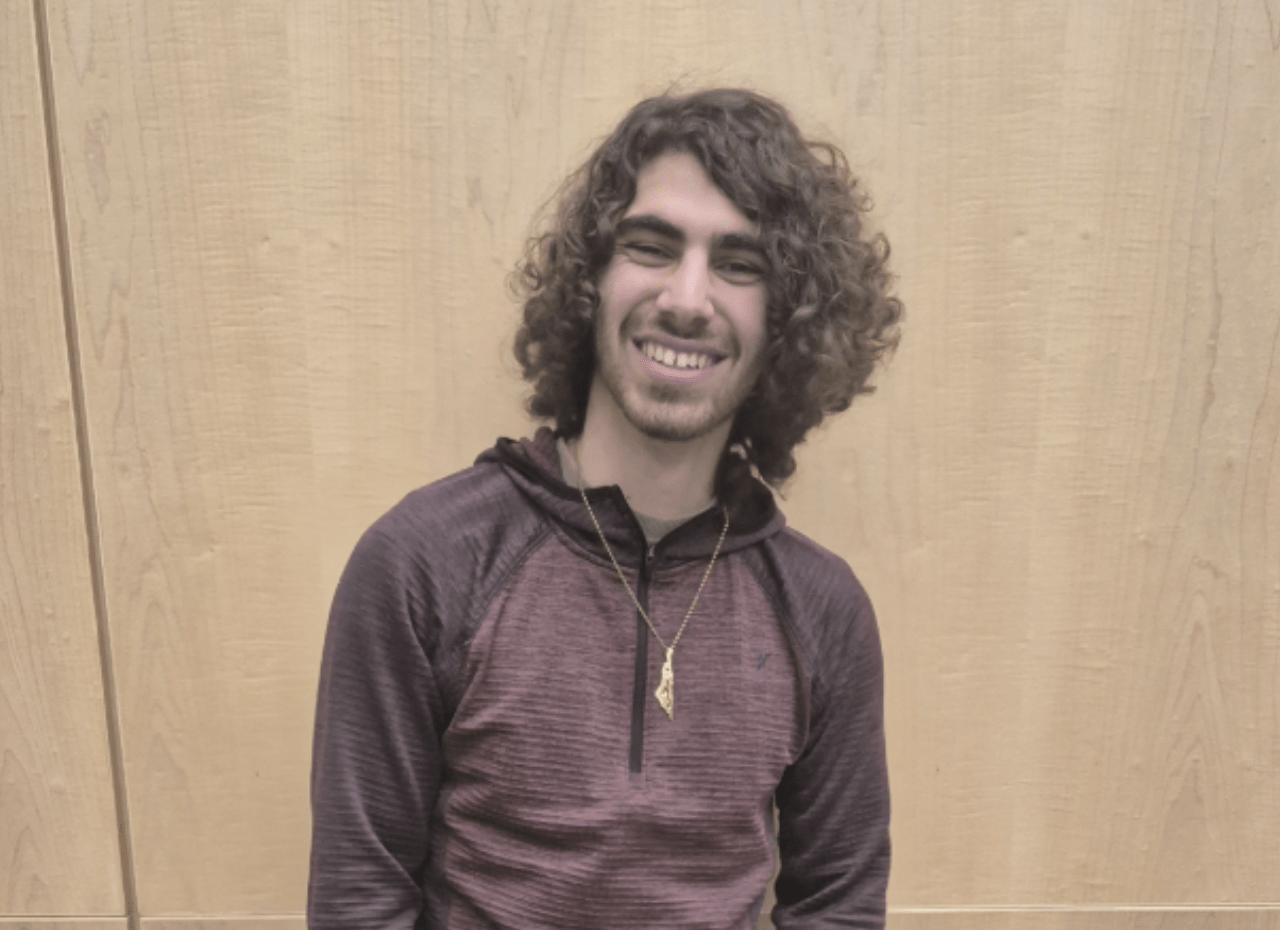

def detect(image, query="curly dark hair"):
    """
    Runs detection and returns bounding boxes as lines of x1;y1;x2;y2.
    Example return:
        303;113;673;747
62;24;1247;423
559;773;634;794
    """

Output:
513;87;901;501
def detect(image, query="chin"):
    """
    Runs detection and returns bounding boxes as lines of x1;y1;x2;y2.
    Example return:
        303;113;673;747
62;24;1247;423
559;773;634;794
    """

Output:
624;399;733;444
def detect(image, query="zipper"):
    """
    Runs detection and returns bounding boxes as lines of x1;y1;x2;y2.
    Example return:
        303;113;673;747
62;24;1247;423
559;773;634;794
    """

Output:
628;541;658;773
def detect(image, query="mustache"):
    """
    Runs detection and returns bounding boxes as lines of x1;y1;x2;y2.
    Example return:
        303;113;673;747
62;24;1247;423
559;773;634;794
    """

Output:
634;310;715;342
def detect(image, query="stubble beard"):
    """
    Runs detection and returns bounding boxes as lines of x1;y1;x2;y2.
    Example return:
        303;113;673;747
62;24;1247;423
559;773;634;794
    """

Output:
596;330;761;445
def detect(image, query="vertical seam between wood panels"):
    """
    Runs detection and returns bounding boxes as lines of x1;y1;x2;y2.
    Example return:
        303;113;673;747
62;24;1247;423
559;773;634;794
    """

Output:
32;2;142;928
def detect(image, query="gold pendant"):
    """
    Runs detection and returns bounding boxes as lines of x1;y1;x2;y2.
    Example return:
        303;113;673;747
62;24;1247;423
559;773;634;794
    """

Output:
655;646;675;719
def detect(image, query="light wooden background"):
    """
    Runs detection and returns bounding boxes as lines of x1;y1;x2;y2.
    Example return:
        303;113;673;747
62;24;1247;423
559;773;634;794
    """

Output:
2;1;1277;928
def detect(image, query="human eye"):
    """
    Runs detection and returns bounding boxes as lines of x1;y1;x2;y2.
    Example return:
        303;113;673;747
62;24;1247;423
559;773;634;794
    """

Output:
618;237;673;266
716;255;766;285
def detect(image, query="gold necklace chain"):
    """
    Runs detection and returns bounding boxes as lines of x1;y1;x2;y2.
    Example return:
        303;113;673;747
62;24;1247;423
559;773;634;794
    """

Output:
570;453;729;720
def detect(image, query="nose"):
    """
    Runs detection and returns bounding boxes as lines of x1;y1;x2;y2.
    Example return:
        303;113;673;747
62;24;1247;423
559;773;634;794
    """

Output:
655;252;714;322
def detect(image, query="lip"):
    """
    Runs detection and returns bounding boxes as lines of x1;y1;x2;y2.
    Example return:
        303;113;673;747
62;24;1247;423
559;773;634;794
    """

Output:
631;337;725;384
636;332;726;355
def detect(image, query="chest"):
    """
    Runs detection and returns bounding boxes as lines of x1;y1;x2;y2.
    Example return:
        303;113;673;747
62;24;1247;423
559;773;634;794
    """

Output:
444;536;803;806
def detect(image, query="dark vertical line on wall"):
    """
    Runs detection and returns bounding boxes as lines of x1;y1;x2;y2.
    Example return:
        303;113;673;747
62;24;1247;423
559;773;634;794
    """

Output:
32;2;142;928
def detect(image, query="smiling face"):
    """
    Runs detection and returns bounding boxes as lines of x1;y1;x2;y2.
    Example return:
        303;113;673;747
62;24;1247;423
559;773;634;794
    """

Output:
590;150;769;447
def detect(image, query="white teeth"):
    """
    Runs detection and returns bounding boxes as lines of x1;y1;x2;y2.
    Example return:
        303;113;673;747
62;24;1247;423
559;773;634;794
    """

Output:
641;341;713;370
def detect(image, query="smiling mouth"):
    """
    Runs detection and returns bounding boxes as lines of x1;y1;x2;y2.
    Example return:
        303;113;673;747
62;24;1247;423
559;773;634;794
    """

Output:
638;340;717;371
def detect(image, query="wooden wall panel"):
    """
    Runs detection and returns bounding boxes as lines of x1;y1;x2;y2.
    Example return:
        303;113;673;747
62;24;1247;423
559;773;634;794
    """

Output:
43;3;337;914
0;0;124;917
787;0;1280;908
35;0;1279;921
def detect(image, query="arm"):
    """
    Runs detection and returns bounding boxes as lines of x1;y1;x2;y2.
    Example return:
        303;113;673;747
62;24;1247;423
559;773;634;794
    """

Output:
772;592;891;929
308;526;445;930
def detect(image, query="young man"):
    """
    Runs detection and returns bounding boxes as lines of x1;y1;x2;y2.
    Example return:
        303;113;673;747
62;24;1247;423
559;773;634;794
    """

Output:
309;88;902;930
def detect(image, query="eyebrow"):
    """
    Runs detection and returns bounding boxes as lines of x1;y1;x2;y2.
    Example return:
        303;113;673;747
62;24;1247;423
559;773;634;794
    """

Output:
616;214;765;255
615;214;683;242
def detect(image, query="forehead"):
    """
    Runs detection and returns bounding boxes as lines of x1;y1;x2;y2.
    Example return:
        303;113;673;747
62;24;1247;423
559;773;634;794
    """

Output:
624;150;756;237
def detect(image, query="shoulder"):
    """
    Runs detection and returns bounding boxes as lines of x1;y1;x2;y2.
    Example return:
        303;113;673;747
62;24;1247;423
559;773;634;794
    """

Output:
746;525;873;624
363;456;544;556
338;457;552;635
324;451;559;721
739;526;880;694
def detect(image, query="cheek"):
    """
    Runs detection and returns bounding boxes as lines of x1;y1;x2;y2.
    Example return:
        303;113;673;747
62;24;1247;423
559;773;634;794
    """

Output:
594;269;626;331
598;266;656;330
737;292;770;360
603;263;646;297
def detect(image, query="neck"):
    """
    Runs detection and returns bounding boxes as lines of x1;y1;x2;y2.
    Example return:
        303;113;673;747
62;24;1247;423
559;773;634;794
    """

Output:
572;380;728;521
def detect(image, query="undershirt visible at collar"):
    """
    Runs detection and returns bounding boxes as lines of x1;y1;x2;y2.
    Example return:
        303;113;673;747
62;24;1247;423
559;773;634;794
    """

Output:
556;438;712;546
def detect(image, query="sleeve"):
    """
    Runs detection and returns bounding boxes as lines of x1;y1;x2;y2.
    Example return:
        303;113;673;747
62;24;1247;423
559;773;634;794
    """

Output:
307;525;447;930
771;587;891;930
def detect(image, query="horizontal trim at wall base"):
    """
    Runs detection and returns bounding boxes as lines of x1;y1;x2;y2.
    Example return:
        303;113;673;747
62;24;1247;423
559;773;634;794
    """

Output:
0;922;127;930
888;907;1280;930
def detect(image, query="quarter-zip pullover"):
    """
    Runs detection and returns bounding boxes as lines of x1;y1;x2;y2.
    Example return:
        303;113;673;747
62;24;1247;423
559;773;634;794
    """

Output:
309;429;890;929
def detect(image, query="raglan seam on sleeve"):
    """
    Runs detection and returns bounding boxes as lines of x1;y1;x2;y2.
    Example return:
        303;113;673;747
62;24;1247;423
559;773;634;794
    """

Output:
462;520;557;647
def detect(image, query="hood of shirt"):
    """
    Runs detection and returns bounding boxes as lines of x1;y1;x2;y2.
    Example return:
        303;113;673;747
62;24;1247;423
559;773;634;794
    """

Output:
474;427;786;568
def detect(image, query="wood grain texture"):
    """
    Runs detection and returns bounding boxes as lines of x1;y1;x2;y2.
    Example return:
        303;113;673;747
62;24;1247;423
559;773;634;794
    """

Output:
42;3;338;914
0;0;124;917
35;0;1280;918
0;923;128;930
785;0;1280;907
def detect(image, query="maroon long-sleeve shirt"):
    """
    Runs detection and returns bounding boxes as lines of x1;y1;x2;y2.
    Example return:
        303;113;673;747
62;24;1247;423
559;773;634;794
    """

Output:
309;429;889;929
